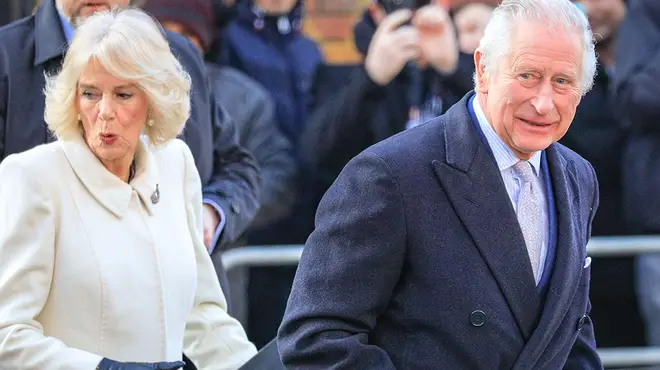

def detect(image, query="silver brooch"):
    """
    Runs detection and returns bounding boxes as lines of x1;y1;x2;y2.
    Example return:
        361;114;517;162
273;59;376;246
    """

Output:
151;184;160;204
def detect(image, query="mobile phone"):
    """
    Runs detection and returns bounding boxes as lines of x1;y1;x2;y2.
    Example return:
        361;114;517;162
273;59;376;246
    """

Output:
379;0;432;14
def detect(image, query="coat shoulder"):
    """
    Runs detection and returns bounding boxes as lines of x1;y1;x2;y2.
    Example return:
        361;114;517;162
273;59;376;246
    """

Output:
151;138;189;164
365;117;448;168
0;15;35;45
0;142;64;183
553;142;596;181
207;64;271;104
150;138;196;178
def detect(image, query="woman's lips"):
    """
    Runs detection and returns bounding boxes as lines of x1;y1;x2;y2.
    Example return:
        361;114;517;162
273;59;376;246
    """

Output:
100;133;118;145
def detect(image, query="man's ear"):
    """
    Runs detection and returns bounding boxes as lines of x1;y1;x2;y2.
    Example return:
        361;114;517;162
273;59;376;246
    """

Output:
474;49;489;93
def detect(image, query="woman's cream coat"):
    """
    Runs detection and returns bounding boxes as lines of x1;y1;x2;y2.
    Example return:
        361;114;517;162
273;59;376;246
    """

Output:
0;136;256;369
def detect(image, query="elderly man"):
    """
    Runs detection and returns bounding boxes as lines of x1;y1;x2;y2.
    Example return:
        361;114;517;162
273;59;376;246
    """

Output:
278;0;602;368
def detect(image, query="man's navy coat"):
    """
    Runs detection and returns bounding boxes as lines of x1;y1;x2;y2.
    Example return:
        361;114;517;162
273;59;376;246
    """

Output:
278;93;602;369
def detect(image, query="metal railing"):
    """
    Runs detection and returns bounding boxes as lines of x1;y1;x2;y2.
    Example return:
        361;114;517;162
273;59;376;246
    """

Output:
221;235;660;369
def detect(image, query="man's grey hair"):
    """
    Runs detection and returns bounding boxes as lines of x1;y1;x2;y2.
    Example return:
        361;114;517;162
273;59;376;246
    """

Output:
473;0;597;96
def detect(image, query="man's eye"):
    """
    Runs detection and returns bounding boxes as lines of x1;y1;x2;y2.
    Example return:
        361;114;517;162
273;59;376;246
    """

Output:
520;73;532;79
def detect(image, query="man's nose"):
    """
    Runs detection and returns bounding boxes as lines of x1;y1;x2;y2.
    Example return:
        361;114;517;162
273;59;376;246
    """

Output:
531;82;555;116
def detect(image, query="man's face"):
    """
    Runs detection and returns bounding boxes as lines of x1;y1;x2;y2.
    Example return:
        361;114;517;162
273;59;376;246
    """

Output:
254;0;297;14
56;0;130;25
475;21;583;159
578;0;625;44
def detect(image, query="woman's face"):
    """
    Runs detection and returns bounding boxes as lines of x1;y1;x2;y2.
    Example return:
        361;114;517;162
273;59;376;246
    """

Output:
77;60;148;168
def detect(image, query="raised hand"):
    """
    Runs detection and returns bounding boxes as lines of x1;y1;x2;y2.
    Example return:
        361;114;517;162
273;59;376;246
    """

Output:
413;4;459;74
365;9;421;86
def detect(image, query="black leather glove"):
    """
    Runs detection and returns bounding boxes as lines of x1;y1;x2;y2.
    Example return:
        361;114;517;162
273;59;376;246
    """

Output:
97;358;185;370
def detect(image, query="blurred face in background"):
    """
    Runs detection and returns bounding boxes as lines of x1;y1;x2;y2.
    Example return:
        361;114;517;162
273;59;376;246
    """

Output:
577;0;625;44
254;0;297;14
56;0;131;26
454;3;493;54
161;22;204;52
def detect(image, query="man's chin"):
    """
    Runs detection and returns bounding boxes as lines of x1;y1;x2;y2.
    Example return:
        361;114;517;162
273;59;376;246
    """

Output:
73;5;112;24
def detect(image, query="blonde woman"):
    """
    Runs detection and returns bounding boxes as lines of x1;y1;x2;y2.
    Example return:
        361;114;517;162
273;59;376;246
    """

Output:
0;8;256;370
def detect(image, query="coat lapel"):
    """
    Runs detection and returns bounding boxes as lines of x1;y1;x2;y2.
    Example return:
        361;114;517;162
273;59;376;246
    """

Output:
432;95;540;340
60;135;160;218
512;144;585;369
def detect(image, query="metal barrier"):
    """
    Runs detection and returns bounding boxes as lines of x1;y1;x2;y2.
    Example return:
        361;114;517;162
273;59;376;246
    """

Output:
221;235;660;368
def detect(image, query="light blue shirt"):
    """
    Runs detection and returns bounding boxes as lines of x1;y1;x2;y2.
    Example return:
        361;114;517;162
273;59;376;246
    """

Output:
57;9;226;253
472;98;549;285
57;7;75;44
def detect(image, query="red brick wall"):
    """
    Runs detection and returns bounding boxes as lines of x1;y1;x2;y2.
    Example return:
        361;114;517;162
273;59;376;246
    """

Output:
303;0;370;64
303;0;500;64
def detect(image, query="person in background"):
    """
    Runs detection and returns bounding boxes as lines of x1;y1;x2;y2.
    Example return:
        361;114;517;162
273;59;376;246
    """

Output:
300;0;474;208
614;0;660;347
453;2;494;54
143;0;298;328
0;0;261;305
219;0;322;147
217;0;323;348
560;0;643;348
0;9;257;369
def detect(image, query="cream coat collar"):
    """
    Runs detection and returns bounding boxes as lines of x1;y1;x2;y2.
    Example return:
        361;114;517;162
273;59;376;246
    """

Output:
60;135;160;218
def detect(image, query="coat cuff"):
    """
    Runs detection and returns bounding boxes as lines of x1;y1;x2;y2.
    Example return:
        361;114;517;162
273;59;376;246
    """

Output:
203;198;227;255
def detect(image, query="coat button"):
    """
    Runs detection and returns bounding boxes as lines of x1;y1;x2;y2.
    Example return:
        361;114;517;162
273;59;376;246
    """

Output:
231;202;240;214
470;310;486;327
577;315;588;331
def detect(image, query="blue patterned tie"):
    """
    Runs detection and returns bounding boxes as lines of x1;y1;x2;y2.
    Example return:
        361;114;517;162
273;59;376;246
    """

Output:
513;160;542;281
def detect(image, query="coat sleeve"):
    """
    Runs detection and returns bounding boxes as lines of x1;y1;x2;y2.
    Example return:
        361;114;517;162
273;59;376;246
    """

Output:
204;98;261;248
277;150;405;370
169;32;260;249
239;85;297;229
564;163;603;370
614;0;660;132
180;142;257;370
0;155;103;369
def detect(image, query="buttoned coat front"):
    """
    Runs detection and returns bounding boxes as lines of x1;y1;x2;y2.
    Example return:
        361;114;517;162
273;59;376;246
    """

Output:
0;137;256;369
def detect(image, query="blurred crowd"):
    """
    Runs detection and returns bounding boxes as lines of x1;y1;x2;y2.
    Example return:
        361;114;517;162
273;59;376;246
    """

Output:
1;0;659;355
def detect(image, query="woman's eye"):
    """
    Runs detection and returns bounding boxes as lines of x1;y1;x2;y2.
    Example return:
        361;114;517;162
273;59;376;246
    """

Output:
82;91;95;99
117;93;133;100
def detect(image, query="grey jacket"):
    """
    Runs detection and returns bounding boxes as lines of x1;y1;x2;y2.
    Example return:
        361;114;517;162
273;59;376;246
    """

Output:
206;64;297;231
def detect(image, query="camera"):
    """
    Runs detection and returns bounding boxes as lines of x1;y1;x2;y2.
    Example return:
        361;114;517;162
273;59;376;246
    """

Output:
379;0;431;14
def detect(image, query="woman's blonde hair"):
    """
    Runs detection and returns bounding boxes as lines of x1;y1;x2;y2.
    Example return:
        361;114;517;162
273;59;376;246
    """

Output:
44;7;191;146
